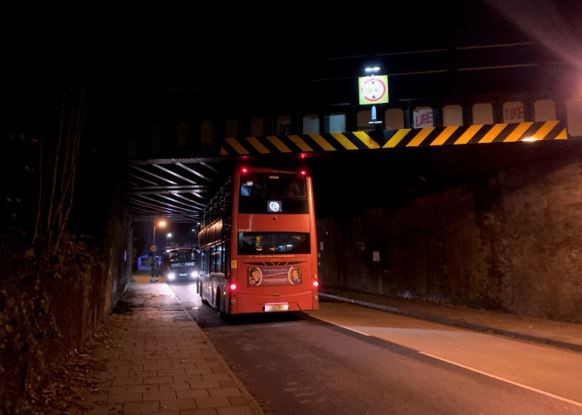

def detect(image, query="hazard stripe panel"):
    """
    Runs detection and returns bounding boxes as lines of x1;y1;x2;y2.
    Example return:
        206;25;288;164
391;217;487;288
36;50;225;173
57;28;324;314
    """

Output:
219;121;568;155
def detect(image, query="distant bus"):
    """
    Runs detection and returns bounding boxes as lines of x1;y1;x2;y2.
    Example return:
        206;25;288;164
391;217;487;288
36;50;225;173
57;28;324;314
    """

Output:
198;164;319;316
162;247;198;283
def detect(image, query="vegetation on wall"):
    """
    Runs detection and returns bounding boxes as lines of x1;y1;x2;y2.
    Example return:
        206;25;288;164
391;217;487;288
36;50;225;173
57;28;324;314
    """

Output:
0;80;127;413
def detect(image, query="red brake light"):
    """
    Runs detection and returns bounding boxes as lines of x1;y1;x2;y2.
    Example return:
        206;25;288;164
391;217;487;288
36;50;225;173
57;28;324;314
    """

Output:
229;283;238;291
312;281;319;288
299;170;307;176
241;167;248;174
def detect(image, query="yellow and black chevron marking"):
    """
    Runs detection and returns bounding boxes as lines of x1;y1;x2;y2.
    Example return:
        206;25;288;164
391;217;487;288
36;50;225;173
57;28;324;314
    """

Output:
220;131;380;156
219;121;568;156
383;120;567;148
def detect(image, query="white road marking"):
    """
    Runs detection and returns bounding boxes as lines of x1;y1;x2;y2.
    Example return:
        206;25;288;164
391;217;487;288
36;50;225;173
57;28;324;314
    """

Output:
420;352;582;408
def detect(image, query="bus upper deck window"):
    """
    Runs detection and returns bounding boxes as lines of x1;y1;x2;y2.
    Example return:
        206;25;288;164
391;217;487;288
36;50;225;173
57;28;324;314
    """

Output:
240;181;254;197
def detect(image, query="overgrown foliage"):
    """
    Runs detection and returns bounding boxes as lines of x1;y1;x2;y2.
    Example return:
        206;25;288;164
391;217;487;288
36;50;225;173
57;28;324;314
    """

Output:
0;81;112;413
0;235;109;414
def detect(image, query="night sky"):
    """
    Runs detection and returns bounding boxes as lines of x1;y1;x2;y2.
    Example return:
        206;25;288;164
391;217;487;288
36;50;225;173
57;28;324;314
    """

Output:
4;1;581;83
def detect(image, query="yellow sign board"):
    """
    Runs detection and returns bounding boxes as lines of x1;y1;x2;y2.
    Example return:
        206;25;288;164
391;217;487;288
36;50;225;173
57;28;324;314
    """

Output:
358;75;389;105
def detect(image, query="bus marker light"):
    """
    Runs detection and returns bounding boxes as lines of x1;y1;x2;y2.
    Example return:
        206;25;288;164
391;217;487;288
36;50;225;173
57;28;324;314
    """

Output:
300;170;307;176
229;283;238;291
313;281;319;288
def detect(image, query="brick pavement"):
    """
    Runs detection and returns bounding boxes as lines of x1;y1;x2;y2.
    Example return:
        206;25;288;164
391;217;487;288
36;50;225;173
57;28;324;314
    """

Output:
320;288;582;352
84;279;263;415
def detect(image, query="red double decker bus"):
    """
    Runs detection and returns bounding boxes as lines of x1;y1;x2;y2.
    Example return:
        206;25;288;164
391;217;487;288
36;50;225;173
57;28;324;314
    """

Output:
198;164;319;316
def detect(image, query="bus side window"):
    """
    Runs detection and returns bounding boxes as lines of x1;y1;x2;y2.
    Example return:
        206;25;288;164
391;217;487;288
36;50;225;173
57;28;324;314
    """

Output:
241;181;261;197
241;182;251;196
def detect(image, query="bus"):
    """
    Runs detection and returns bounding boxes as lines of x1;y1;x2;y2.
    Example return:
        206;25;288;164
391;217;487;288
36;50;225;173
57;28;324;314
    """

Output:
162;247;198;283
198;164;319;316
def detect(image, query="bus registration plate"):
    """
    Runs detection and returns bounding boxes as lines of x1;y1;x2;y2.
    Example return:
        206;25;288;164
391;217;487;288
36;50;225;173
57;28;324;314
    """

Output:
264;303;289;312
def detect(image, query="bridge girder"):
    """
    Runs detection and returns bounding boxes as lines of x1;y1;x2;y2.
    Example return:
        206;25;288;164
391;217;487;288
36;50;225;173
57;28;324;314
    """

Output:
126;121;569;223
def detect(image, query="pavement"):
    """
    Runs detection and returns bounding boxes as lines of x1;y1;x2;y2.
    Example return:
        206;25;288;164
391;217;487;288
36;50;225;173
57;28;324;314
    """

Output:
84;274;263;415
83;274;582;414
319;288;582;353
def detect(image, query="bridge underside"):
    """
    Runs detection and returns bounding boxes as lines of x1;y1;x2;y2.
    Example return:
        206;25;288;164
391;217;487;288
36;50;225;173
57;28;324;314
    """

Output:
125;158;234;223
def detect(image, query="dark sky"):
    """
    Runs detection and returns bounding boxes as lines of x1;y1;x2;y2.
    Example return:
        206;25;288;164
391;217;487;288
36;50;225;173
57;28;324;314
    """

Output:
3;1;581;86
2;1;581;118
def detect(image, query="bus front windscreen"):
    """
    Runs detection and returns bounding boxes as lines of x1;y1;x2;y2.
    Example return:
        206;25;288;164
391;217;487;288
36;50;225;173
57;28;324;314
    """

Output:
238;232;310;255
168;249;195;265
239;173;308;213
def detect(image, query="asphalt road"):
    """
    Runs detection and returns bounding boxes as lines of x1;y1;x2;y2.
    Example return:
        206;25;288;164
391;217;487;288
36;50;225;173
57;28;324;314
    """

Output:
169;283;582;414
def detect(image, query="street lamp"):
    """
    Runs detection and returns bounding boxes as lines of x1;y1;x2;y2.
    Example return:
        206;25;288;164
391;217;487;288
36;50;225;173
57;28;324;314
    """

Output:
364;66;381;74
152;219;167;248
150;220;167;282
363;65;383;126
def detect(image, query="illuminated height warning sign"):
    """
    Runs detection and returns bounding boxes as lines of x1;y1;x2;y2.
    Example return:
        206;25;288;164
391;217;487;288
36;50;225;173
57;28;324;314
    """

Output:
358;75;389;105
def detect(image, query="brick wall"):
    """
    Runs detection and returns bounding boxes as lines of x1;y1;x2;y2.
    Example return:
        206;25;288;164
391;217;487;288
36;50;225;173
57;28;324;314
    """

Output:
318;152;582;323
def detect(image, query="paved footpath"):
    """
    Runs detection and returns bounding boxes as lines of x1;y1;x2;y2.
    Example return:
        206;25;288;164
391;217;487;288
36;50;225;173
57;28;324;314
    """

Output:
85;279;263;415
321;288;582;352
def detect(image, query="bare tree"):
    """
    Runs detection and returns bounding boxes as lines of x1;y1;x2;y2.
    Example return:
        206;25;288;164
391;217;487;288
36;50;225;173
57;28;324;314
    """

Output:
33;81;87;259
